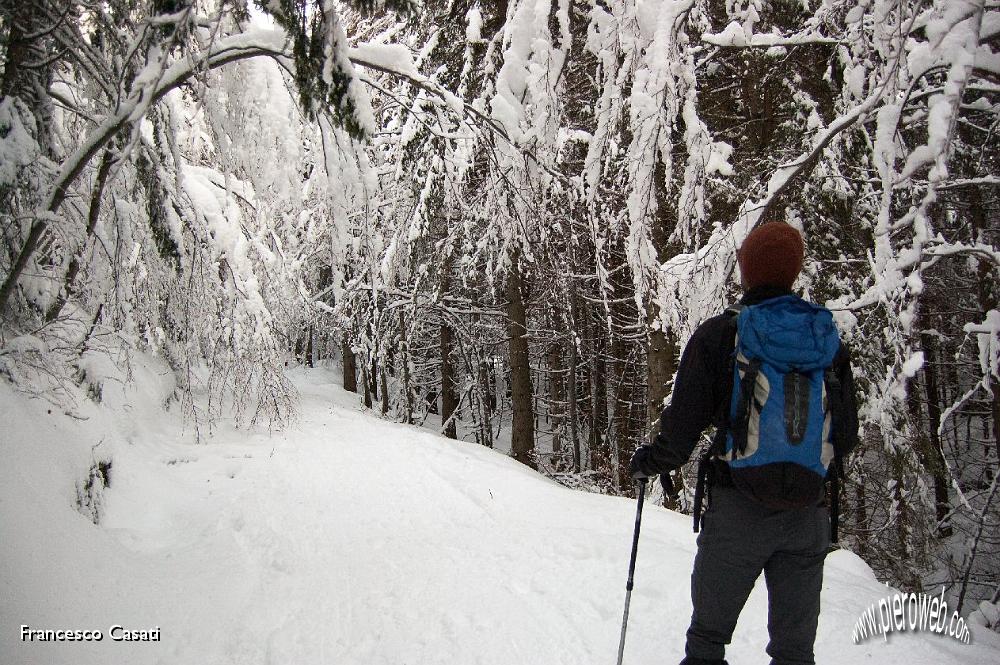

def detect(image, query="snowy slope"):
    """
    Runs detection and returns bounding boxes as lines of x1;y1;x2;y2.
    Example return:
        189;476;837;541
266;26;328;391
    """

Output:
1;365;997;665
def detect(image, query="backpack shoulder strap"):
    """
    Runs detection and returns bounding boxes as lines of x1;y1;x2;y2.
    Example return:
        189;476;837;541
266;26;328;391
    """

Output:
696;304;746;532
710;304;744;456
725;303;745;318
732;358;762;457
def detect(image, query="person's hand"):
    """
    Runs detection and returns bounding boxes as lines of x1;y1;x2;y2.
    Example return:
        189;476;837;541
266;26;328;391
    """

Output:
631;446;679;497
629;445;655;479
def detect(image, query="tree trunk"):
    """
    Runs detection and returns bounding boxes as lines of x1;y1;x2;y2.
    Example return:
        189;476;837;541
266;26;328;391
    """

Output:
991;384;1000;479
920;335;952;535
547;308;565;456
1;2;53;157
342;333;357;393
478;356;494;447
649;323;680;508
591;328;608;477
890;453;920;590
645;326;676;438
568;283;581;471
306;325;314;368
610;333;632;491
294;333;305;364
646;157;679;500
361;353;373;408
441;315;459;439
569;328;580;472
379;360;389;415
399;311;413;423
507;254;535;469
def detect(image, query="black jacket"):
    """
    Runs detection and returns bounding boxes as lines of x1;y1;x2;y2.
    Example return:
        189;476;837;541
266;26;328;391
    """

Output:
646;286;860;474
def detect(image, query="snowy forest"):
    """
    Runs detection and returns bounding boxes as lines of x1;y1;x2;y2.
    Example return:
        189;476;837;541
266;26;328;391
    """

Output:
2;0;999;633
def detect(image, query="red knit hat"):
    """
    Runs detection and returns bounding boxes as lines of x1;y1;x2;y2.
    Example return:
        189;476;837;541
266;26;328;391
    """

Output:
737;222;804;291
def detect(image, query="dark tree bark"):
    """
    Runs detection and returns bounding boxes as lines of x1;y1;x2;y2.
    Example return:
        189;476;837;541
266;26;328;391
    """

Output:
920;334;952;534
646;158;680;445
476;346;494;447
379;360;389;415
399;310;413;423
610;321;632;491
648;324;680;508
547;307;565;455
645;326;677;437
361;354;373;408
591;321;609;476
507;253;535;468
440;315;459;439
295;333;305;364
568;289;580;472
1;0;55;156
306;325;314;368
436;237;460;438
342;333;357;393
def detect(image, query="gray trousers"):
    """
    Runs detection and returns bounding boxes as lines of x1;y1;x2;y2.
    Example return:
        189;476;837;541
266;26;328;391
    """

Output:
682;485;831;665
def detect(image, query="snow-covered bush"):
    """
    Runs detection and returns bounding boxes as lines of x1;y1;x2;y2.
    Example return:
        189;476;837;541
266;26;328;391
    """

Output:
969;599;1000;634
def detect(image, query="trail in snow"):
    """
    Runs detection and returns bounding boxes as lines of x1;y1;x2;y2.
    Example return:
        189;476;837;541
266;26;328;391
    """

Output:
2;366;997;664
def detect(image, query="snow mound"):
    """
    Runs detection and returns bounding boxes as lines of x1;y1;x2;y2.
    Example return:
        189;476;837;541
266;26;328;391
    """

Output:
2;366;998;664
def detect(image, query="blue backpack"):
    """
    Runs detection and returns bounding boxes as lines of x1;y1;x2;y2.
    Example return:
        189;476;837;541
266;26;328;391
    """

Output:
721;295;841;508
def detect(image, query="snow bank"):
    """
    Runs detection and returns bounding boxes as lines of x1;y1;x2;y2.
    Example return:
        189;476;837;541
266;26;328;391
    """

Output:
2;366;998;664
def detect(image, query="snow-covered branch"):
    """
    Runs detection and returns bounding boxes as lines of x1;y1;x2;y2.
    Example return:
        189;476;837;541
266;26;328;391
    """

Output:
701;22;840;47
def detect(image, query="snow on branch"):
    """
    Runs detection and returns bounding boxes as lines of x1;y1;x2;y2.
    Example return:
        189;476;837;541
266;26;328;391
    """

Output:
656;86;889;341
1;20;566;315
741;91;886;230
0;29;294;315
934;175;1000;190
701;21;840;47
349;43;572;188
965;310;1000;390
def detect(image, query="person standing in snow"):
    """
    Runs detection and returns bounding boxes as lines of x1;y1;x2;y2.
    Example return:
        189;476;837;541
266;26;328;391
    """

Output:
629;222;860;665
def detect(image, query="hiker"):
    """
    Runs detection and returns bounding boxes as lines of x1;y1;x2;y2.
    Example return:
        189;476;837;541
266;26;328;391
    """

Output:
629;222;860;665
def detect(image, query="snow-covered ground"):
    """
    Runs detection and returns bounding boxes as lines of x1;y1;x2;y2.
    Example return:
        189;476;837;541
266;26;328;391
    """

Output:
2;363;997;665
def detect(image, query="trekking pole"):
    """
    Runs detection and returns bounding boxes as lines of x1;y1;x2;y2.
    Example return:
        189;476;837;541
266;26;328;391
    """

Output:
616;477;647;665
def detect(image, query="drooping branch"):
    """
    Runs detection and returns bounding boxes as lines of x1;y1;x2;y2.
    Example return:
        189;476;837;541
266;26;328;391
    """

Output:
744;89;888;229
0;27;580;317
0;30;292;316
44;149;116;322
